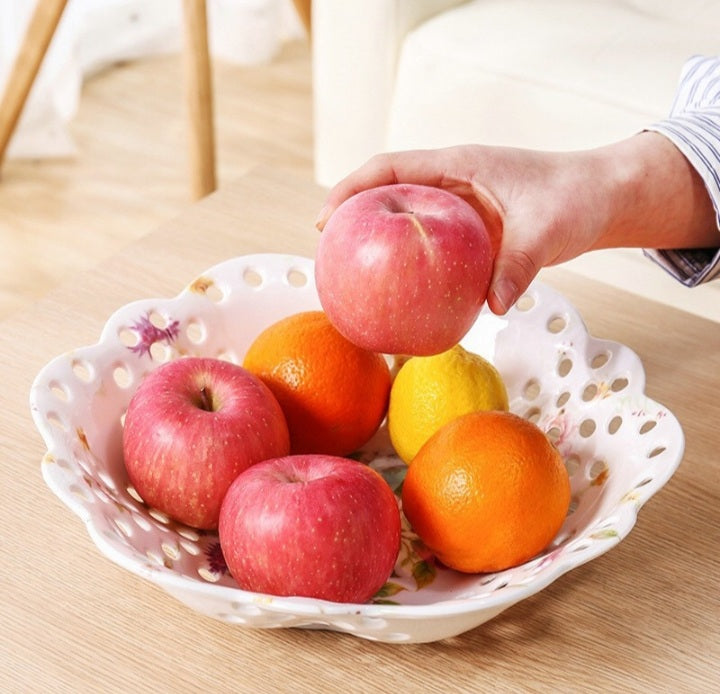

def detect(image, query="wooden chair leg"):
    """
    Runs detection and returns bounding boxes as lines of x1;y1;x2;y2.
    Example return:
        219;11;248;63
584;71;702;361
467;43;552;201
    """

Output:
181;0;217;200
291;0;312;36
0;0;69;170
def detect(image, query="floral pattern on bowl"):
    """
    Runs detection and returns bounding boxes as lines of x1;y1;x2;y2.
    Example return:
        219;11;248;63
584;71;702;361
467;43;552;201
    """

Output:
29;254;684;643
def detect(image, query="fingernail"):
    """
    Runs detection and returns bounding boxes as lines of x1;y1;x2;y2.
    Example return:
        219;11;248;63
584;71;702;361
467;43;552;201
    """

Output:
491;277;518;314
315;205;330;231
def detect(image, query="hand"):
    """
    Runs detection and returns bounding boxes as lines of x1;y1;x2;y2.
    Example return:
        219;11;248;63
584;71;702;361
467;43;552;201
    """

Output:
316;136;716;314
316;144;615;314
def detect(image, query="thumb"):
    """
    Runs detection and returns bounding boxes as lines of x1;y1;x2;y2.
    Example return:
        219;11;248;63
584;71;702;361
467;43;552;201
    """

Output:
486;248;541;315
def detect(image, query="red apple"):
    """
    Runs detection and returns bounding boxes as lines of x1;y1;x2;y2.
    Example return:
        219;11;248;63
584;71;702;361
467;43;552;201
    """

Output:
122;357;290;529
315;183;494;356
218;454;401;603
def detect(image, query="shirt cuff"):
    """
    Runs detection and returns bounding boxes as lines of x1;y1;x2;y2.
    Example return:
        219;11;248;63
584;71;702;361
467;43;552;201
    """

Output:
643;247;720;287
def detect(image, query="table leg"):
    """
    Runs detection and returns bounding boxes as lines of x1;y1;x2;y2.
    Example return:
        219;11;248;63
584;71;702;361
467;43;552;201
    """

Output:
0;0;69;170
181;0;217;200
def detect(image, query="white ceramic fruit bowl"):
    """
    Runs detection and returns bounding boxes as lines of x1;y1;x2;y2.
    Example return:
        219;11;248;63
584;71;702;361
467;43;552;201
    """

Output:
30;253;684;644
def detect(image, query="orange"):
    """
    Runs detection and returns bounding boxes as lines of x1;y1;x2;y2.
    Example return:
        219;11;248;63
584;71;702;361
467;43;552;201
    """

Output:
243;311;391;456
401;410;571;573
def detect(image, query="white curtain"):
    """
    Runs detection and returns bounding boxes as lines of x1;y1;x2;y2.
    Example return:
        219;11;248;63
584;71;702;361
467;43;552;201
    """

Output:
0;0;302;159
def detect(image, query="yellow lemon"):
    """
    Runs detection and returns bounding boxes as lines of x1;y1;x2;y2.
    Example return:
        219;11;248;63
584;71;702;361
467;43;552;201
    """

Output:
388;344;509;463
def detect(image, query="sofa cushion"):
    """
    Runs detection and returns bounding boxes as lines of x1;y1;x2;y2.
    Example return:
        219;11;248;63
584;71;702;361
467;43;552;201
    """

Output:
625;0;720;22
387;0;720;151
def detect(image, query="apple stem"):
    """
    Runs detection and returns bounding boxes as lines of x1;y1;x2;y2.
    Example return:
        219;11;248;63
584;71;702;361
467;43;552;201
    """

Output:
198;386;214;412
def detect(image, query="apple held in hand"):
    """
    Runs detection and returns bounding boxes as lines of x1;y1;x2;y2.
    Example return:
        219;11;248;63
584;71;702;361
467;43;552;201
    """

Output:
122;357;290;529
219;454;401;603
315;183;494;356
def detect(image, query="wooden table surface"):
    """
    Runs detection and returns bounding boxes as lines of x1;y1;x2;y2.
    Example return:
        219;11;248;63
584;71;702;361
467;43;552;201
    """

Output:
2;168;718;692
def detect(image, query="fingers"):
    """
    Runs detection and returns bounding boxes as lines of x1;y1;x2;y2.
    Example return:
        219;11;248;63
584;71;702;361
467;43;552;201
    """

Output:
487;248;541;316
315;147;547;317
316;150;449;229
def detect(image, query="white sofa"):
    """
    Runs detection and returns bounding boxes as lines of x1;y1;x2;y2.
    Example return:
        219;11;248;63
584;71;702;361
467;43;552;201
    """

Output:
311;0;720;321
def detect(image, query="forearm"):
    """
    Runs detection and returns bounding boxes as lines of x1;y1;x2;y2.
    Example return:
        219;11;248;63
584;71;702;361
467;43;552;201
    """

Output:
591;131;718;252
636;54;720;285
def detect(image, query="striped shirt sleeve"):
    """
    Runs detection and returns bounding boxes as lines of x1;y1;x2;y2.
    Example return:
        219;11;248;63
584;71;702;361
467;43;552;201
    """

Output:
643;54;720;286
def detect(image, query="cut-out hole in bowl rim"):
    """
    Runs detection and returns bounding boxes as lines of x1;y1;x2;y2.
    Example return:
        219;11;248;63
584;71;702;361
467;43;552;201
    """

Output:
286;268;309;287
591;352;611;369
556;391;571;408
148;310;169;329
48;381;70;402
639;420;657;434
525;407;541;424
579;418;597;438
203;282;225;302
118;327;139;348
149;342;174;363
523;379;541;400
71;359;94;382
589;459;609;482
186;320;206;344
112;364;133;388
242;267;263;288
564;454;581;476
611;377;630;392
546;315;567;334
514;294;536;312
557;357;573;378
607;415;623;435
648;445;667;459
46;411;68;432
582;383;598;401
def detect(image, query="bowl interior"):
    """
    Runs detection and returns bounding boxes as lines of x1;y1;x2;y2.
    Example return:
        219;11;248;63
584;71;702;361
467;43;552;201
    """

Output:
31;253;684;611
